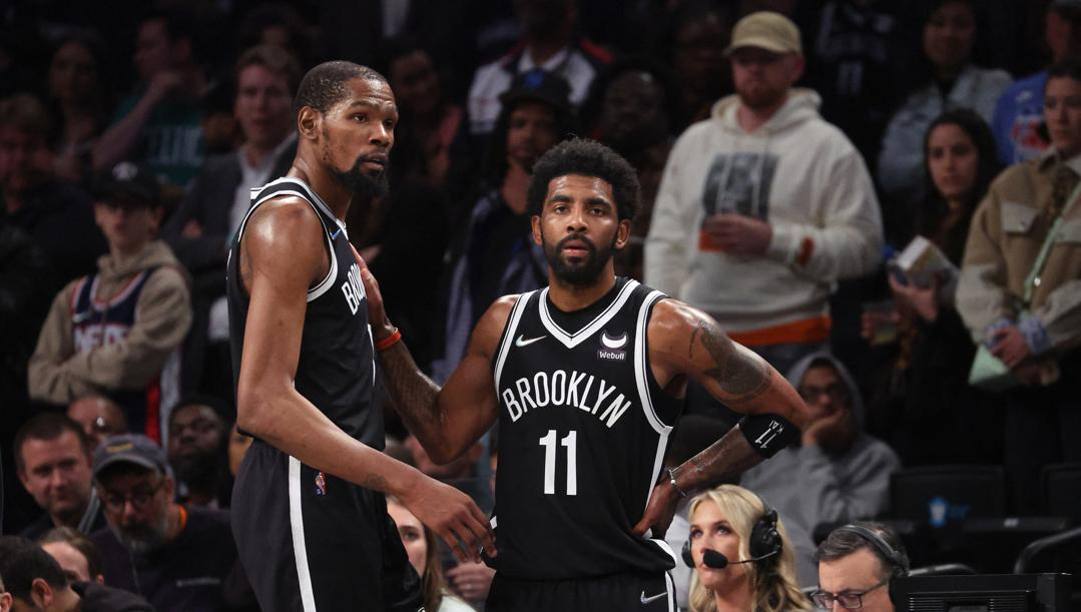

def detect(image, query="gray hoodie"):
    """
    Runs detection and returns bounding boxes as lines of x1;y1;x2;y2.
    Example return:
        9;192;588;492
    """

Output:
740;352;900;587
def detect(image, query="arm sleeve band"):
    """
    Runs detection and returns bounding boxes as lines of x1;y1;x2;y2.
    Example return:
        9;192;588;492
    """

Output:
737;413;801;459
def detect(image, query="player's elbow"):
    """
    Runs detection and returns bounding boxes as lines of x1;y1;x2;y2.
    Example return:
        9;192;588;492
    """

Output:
236;384;275;438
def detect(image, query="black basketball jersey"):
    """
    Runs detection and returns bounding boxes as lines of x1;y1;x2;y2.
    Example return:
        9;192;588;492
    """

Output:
227;177;382;448
490;277;682;580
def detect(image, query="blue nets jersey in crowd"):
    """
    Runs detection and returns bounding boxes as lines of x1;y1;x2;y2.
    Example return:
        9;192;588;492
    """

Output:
489;277;682;579
226;177;383;448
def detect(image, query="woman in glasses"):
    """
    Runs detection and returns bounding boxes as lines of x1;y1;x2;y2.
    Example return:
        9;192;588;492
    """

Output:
686;485;809;612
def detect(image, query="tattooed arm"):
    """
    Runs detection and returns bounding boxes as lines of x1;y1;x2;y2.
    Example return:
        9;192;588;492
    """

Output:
632;299;812;537
357;252;507;464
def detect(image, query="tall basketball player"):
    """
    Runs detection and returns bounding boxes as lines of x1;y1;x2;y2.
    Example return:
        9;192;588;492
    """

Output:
228;61;493;612
359;138;816;610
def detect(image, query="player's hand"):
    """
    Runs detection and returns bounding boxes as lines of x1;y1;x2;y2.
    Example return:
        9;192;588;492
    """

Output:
445;560;495;603
631;479;680;539
701;213;772;256
400;474;496;563
351;244;394;339
990;325;1031;368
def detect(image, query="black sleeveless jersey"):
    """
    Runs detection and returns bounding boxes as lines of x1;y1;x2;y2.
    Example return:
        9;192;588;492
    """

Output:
227;177;382;448
489;277;682;579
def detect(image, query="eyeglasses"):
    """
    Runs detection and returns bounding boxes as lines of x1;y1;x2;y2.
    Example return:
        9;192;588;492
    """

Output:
798;383;848;403
99;479;165;511
811;577;889;609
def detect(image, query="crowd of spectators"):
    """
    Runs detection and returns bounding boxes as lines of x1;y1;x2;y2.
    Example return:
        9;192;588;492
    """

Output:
1;0;1079;609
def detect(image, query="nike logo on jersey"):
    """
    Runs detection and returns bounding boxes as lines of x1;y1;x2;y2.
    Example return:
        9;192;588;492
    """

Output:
640;590;666;604
514;334;546;347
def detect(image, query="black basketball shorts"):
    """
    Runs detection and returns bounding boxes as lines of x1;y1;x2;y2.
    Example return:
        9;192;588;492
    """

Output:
487;570;675;612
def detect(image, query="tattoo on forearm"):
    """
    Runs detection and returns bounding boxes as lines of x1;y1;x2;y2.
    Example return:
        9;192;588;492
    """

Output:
694;319;771;401
378;343;444;436
677;428;761;492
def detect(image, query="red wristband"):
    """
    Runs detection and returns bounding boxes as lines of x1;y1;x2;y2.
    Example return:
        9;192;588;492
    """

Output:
375;328;402;351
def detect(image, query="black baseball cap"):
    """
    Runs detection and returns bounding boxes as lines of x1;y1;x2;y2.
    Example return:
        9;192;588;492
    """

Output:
499;68;573;116
92;161;162;208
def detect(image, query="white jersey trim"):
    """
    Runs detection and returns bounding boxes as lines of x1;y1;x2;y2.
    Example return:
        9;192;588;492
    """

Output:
538;280;639;349
493;292;533;392
288;457;318;611
235;180;338;303
635;289;674;544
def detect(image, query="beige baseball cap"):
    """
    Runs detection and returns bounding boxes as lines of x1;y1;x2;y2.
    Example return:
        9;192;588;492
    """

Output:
724;11;802;56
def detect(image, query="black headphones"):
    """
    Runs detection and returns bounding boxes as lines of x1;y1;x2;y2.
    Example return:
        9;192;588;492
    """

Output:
681;504;782;569
832;524;909;580
832;523;909;606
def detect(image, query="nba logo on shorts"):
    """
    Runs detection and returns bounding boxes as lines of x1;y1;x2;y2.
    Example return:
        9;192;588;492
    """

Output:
314;471;327;496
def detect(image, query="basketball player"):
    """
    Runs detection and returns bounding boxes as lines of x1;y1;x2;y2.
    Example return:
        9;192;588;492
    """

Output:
228;61;493;612
358;138;815;610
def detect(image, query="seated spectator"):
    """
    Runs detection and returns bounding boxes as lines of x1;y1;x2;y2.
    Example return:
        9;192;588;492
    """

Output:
28;162;191;440
164;44;298;398
90;434;240;611
991;0;1081;165
39;526;104;584
47;31;111;184
167;395;231;508
0;535;152;611
0;93;107;284
92;9;208;191
430;69;573;382
387;497;476;612
878;0;1010;206
958;58;1081;513
584;56;679;278
685;485;811;612
14;414;106;541
67;395;128;450
646;11;883;379
237;3;314;69
383;37;464;189
741;353;900;586
813;522;909;612
466;0;610;138
867;109;1003;466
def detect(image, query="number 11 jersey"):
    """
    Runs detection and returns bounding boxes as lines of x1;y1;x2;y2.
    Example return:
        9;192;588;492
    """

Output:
489;277;682;579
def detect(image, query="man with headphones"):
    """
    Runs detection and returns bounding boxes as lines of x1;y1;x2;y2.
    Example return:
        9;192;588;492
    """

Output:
813;522;910;611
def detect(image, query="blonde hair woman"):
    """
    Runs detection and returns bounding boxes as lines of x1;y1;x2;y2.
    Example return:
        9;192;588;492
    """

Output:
686;485;810;612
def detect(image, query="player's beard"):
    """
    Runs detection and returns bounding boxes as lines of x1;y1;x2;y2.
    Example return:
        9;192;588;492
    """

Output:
545;232;617;286
330;155;389;200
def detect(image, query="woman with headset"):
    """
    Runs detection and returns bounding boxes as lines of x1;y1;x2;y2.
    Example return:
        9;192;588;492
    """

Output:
685;485;810;612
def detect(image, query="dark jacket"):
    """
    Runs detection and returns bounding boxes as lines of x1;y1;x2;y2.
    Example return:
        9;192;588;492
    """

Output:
73;580;155;611
92;506;239;612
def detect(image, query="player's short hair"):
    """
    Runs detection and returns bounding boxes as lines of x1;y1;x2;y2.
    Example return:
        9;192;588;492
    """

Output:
236;44;303;96
13;413;91;474
0;536;69;600
293;61;387;115
527;138;640;221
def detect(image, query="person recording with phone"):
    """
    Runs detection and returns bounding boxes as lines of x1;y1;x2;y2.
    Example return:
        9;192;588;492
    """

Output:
684;485;809;612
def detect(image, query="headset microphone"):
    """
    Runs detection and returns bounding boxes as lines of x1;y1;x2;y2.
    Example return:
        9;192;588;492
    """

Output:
700;548;779;569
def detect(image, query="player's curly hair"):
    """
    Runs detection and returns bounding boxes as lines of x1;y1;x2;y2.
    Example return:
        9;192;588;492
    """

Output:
526;137;640;221
293;60;387;115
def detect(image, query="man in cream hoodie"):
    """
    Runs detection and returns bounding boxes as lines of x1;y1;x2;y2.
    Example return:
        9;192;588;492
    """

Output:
29;162;191;441
645;11;882;377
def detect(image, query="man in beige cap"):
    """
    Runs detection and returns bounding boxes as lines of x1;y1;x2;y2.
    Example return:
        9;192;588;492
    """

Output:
646;11;882;410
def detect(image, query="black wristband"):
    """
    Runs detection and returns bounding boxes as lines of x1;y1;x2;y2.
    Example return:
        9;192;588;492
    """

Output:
737;413;800;458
